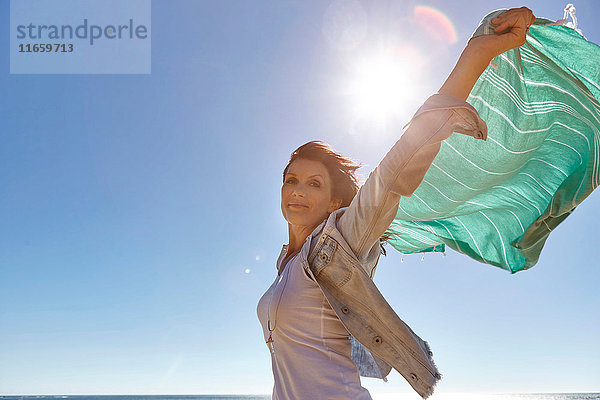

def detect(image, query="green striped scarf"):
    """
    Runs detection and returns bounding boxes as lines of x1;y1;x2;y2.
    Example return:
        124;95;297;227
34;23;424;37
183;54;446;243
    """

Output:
385;9;600;273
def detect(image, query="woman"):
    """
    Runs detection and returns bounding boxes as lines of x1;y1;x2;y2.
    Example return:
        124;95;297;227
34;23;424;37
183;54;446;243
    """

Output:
257;7;536;400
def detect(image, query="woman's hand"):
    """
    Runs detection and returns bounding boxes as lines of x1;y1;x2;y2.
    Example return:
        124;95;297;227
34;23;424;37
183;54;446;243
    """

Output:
438;7;535;101
468;7;536;61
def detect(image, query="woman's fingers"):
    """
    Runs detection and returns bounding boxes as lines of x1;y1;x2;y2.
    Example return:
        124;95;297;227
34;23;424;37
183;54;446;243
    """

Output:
465;7;536;60
492;19;513;33
491;9;518;23
493;14;527;33
491;7;534;29
492;6;533;21
492;9;535;36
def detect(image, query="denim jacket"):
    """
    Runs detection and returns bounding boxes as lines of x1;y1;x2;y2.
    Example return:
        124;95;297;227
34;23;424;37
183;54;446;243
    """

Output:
288;93;488;399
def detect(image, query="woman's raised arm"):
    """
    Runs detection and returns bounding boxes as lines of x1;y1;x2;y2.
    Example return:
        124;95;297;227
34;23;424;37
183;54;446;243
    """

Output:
439;7;535;100
335;7;535;267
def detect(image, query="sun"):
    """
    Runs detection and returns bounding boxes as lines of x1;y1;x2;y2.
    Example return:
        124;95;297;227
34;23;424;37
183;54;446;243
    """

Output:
347;47;421;124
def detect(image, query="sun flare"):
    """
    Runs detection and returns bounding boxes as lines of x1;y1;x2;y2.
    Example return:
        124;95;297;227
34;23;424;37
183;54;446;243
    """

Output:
347;49;422;124
347;48;421;124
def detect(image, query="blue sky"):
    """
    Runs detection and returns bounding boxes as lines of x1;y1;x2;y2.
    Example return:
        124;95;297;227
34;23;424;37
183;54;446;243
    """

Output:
1;0;599;396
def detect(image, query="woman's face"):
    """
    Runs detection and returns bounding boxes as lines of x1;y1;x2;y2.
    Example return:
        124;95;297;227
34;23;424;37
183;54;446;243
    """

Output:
281;158;342;229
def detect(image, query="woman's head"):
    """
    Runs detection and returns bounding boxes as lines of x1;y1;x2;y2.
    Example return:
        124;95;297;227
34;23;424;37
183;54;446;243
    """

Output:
281;141;361;229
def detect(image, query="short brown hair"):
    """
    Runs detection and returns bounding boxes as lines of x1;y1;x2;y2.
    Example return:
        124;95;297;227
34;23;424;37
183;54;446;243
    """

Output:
283;140;362;208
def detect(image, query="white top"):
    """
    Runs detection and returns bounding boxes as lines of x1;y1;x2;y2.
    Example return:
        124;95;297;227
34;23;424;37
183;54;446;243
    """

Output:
257;246;372;400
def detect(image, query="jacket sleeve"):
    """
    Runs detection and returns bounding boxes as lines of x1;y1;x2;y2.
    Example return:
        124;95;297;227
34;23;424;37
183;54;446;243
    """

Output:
336;93;488;263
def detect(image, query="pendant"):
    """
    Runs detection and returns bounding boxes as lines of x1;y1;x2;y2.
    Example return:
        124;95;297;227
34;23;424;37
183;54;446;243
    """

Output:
266;333;275;354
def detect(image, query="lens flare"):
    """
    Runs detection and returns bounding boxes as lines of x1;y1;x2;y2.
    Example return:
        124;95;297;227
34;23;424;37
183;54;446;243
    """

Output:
347;46;423;123
322;0;368;50
414;5;457;44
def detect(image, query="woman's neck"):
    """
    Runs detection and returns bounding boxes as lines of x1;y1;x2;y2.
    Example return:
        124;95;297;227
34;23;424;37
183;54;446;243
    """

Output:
286;223;316;256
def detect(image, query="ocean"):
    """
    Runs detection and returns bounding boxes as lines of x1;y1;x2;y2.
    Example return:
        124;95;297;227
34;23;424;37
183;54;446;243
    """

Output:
1;394;599;400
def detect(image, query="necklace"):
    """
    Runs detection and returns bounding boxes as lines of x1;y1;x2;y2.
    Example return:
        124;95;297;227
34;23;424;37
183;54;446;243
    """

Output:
266;250;297;354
